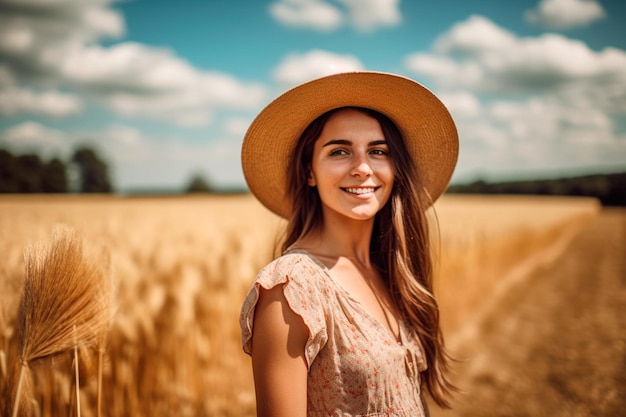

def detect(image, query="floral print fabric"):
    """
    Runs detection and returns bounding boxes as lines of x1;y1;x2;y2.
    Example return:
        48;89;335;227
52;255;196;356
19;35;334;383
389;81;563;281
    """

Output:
240;250;428;417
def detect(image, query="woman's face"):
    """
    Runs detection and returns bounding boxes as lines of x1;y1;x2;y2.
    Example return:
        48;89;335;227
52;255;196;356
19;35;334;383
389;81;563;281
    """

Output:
308;108;394;222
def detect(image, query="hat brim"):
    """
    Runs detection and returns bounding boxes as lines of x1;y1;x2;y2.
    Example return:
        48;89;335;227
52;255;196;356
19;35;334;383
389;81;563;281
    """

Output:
242;71;459;218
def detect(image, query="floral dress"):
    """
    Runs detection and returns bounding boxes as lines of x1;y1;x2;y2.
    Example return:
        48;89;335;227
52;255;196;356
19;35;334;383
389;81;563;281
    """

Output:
240;250;429;417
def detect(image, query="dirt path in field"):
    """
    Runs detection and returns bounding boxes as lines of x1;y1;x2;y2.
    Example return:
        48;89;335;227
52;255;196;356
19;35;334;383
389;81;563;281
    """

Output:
431;208;626;417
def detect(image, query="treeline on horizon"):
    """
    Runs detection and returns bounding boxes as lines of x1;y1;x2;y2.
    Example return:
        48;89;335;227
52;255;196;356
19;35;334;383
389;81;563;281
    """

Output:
447;171;626;206
0;148;214;195
0;148;113;194
1;148;624;205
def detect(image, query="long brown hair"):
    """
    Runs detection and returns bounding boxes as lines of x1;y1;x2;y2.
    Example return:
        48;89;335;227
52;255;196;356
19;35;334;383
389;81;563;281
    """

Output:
282;106;456;407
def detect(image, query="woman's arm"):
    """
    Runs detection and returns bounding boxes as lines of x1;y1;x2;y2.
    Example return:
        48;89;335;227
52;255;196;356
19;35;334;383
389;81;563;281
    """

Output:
251;285;309;417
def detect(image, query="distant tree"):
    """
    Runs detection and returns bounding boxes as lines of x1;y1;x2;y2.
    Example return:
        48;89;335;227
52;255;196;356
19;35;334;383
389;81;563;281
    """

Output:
16;153;44;192
186;174;213;193
72;147;113;193
447;172;626;206
0;149;19;193
41;158;68;193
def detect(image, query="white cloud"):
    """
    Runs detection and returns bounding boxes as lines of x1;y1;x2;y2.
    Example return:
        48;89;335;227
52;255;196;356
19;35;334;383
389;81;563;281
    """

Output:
0;26;36;54
405;15;626;181
434;15;517;55
273;49;364;85
105;124;145;147
0;87;83;117
406;15;626;101
99;127;246;190
485;99;614;145
340;0;401;31
223;117;252;137
437;91;482;119
0;0;125;72
269;0;343;31
269;0;400;32
0;0;268;126
0;65;16;86
81;2;126;38
525;0;605;29
455;103;626;182
448;93;625;181
0;121;70;158
405;54;484;90
55;43;268;126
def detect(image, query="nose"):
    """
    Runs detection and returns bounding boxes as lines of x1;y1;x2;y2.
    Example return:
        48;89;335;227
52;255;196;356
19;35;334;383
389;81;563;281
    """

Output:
351;155;373;177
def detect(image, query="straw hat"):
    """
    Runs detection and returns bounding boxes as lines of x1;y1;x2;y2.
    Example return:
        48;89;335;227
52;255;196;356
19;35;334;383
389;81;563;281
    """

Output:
241;71;458;218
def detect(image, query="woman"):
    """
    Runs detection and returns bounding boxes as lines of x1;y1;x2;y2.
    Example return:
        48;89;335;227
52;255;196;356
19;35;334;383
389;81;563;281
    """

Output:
240;72;458;417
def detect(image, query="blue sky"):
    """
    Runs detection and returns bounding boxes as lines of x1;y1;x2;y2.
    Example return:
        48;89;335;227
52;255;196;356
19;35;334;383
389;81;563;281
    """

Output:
1;0;625;191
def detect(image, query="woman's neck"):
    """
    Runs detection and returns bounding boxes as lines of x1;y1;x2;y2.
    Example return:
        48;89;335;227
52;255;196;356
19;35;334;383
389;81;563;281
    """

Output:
296;213;375;267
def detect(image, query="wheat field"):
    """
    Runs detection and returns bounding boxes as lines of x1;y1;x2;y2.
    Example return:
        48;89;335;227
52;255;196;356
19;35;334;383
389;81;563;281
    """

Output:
0;194;600;417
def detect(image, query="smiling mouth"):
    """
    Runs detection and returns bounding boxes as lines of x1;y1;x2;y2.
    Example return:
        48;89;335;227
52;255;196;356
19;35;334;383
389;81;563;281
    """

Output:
343;187;377;195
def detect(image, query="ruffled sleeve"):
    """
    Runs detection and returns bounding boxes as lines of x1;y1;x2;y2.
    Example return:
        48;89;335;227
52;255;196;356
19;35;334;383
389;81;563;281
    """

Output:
239;253;329;370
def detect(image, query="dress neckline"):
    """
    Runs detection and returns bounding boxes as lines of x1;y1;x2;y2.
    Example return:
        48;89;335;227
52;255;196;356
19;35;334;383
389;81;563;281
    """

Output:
285;248;406;345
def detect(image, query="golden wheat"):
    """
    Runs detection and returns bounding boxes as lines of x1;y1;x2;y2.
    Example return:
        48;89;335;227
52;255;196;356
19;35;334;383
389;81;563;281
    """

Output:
9;226;112;417
19;226;111;361
0;194;599;417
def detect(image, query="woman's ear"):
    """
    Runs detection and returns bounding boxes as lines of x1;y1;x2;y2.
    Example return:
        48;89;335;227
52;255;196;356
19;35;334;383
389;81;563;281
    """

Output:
307;165;316;187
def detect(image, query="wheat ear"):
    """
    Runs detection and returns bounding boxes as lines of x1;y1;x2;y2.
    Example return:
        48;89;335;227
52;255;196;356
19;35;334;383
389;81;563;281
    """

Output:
74;339;81;417
11;226;112;417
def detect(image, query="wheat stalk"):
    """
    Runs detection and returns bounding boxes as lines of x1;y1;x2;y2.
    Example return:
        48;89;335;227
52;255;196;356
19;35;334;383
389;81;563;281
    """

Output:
11;226;113;417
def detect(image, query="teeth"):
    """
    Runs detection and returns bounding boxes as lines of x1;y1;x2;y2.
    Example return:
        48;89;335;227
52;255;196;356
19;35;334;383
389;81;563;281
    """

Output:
345;187;375;195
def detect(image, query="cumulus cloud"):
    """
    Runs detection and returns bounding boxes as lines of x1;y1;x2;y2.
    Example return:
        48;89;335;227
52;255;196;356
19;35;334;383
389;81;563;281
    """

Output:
406;15;626;103
269;0;344;31
2;121;66;147
0;121;75;162
52;42;267;126
273;49;364;85
269;0;400;32
437;91;482;119
405;15;626;180
525;0;605;29
0;0;268;126
450;96;626;181
100;125;248;190
223;117;252;137
0;0;125;80
434;15;517;55
340;0;401;31
0;87;83;117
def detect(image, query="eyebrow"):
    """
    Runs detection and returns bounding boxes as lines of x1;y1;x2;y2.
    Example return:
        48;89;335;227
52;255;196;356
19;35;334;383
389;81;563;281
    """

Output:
322;139;387;147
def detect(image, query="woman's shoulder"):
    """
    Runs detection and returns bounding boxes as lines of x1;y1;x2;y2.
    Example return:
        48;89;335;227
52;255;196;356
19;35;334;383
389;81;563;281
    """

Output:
241;250;331;362
255;250;328;288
